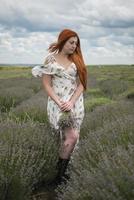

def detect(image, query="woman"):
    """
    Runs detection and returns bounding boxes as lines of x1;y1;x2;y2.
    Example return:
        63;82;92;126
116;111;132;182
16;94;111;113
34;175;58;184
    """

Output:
32;29;87;186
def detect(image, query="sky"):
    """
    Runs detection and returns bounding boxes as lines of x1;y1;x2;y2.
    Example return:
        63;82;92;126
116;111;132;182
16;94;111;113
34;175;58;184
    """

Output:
0;0;134;65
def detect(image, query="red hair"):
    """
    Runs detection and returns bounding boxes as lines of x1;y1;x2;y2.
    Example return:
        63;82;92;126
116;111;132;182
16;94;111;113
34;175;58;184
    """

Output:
47;29;87;90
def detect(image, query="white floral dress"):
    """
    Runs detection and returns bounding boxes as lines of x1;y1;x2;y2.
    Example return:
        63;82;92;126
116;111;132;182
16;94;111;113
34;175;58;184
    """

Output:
32;53;85;139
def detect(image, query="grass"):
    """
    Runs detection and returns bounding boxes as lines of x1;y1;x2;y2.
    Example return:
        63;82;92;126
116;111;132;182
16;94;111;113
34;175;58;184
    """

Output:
0;66;32;79
0;64;133;200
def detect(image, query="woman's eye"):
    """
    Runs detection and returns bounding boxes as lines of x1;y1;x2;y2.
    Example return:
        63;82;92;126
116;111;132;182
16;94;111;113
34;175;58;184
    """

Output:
70;42;77;45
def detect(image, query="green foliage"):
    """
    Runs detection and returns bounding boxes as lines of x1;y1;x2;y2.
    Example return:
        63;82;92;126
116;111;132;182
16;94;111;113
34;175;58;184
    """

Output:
119;88;134;100
0;65;134;200
0;67;32;79
0;119;60;200
0;86;34;112
98;79;128;99
81;100;134;136
84;97;113;112
84;88;104;98
9;91;48;123
0;77;41;93
56;111;134;200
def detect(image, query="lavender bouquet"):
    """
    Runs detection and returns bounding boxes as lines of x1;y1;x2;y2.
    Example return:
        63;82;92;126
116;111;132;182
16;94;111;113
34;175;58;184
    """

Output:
58;110;76;130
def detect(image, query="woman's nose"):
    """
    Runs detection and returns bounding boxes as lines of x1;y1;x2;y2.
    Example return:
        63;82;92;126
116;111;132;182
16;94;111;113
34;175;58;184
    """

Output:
72;44;76;49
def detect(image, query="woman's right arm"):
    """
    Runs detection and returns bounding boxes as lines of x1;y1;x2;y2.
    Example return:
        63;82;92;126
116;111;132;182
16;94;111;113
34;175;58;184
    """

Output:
42;74;61;107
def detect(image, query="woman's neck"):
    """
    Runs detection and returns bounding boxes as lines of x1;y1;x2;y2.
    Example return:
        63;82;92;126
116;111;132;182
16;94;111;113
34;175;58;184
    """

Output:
57;51;69;59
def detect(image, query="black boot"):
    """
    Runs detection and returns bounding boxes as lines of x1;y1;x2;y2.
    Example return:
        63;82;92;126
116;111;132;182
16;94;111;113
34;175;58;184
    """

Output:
56;157;70;183
49;157;70;188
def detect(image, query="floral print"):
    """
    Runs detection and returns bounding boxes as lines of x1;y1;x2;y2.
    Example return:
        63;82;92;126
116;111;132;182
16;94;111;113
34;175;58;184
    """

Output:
32;53;85;136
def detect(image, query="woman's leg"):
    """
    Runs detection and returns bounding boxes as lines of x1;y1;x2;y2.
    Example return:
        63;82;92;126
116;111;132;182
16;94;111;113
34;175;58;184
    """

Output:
59;127;79;159
50;128;79;186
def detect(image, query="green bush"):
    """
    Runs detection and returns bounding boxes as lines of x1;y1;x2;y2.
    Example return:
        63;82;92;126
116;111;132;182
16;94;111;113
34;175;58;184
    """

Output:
0;77;41;93
0;65;133;199
0;119;60;200
86;76;98;89
57;145;134;200
98;79;128;99
9;91;48;123
84;97;113;112
0;86;34;112
84;88;104;99
56;114;134;200
119;88;134;100
81;100;134;136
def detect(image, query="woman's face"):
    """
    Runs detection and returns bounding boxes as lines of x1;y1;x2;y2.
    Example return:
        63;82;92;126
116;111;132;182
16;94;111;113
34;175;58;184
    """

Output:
62;36;78;55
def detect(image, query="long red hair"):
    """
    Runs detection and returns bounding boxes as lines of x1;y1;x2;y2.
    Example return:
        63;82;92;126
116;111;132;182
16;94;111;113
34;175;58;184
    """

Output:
47;29;87;90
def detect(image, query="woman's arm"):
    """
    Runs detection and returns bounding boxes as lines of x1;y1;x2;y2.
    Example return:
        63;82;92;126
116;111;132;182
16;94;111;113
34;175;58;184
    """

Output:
42;74;61;107
60;78;84;111
70;81;84;104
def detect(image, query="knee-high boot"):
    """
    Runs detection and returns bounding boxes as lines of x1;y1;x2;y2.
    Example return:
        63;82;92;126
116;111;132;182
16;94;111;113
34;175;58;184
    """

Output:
50;157;70;187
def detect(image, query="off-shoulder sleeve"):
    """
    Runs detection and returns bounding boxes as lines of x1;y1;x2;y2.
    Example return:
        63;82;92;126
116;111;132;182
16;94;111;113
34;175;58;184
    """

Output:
31;54;56;77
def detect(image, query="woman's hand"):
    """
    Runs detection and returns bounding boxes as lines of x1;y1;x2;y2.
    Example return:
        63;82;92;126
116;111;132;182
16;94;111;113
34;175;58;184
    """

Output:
59;100;75;111
57;99;65;108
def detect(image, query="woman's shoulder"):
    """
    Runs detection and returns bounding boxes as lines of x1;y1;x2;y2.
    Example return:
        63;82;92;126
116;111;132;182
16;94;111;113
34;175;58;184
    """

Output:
44;53;55;65
41;53;57;75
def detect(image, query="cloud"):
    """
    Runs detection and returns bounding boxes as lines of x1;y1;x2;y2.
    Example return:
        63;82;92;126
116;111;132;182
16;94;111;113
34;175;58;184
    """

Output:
0;0;133;64
77;0;134;28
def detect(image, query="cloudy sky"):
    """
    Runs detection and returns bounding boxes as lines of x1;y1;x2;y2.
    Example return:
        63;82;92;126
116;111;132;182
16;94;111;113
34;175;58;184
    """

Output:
0;0;134;64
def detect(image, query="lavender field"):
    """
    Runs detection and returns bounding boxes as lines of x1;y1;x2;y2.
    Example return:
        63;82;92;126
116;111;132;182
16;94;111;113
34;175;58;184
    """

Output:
0;65;134;200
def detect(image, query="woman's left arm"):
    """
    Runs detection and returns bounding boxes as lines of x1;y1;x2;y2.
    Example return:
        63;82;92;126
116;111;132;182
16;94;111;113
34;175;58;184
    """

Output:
60;78;84;111
69;82;84;104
